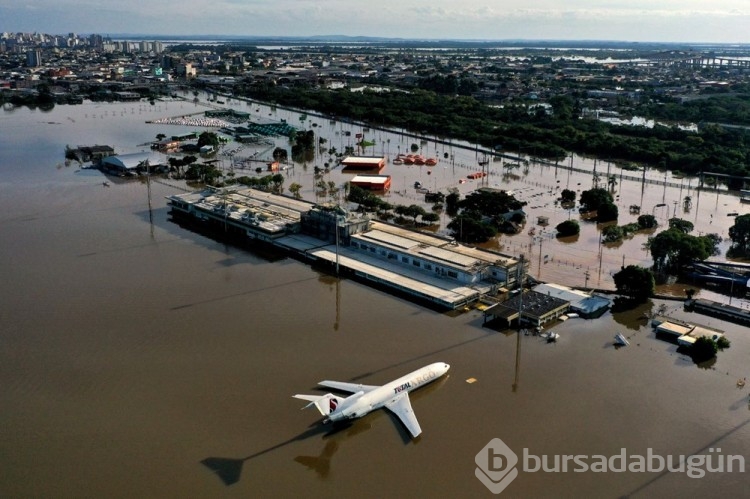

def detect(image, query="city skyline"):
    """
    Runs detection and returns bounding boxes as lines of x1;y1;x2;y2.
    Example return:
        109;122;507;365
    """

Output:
2;1;750;44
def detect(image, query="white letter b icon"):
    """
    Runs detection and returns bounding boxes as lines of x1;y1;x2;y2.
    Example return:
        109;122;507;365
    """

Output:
475;438;519;494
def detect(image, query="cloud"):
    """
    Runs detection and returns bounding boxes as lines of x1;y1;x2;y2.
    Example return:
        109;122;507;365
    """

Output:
1;0;749;42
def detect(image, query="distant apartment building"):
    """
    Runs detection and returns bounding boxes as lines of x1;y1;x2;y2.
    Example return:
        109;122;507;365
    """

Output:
89;34;103;50
178;63;197;78
138;41;163;54
26;49;42;67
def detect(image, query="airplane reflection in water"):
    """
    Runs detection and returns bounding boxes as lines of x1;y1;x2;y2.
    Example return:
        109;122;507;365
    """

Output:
201;365;449;486
201;421;361;486
294;421;371;479
294;362;450;438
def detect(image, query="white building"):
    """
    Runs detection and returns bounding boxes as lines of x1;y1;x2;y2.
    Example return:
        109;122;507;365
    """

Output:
349;221;524;288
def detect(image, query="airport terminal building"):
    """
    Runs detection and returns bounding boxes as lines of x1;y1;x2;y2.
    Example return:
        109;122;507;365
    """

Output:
167;188;527;309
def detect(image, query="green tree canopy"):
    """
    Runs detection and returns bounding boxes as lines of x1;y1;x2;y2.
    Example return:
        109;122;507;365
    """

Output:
197;131;219;149
579;188;613;212
637;214;658;229
597;202;619;223
457;190;524;215
728;214;750;255
691;336;718;364
613;265;655;303
272;147;288;162
447;212;497;243
648;228;713;272
421;212;440;224
288;182;302;199
560;189;576;203
556;220;580;237
602;225;624;243
445;192;460;216
668;218;694;234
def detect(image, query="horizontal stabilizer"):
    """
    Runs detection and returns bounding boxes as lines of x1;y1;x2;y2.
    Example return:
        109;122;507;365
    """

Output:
293;393;340;416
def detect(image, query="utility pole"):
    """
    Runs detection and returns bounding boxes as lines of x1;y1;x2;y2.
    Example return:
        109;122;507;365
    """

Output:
335;212;340;276
144;159;154;239
513;254;525;393
536;235;544;280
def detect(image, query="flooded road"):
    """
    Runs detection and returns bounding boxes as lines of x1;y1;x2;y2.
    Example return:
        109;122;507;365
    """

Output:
1;100;748;497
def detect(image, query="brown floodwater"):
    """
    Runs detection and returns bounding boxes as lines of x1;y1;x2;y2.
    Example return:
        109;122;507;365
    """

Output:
1;100;748;498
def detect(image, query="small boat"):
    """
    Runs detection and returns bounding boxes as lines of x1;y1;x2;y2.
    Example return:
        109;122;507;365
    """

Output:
425;158;437;166
392;159;403;165
614;333;629;346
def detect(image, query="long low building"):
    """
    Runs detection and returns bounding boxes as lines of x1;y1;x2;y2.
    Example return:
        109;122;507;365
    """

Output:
688;298;750;326
100;152;164;175
350;174;391;191
533;283;611;318
483;290;570;327
167;188;313;242
351;222;525;287
651;316;725;347
340;156;386;172
166;188;528;310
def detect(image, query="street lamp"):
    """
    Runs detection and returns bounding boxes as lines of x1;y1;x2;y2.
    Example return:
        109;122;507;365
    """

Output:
652;203;667;219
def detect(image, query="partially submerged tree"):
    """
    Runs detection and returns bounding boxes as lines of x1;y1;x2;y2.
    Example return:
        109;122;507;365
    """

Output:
613;265;655;303
668;218;694;234
556;220;580;237
579;187;613;213
560;189;576;204
596;202;619;223
447;212;497;243
288;182;303;199
647;228;713;273
728;214;750;256
602;225;624;243
691;336;718;364
637;214;658;229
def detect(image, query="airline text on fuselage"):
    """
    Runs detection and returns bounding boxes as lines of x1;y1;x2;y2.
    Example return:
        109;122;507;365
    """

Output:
394;382;411;394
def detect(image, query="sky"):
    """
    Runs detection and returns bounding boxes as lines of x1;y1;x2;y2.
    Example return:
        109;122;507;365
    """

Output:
2;0;750;44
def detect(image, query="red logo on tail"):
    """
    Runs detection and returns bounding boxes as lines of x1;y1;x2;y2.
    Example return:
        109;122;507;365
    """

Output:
329;398;338;413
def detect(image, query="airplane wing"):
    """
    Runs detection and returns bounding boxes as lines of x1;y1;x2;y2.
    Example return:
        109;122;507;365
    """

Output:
318;380;379;393
385;393;422;438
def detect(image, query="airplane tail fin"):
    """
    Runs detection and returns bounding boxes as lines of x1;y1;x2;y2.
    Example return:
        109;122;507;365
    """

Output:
293;393;341;416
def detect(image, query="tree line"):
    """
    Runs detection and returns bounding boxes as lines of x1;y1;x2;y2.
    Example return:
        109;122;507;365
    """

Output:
233;81;750;179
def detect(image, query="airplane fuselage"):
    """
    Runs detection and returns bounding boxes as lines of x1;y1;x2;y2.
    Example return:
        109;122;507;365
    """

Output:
327;362;449;422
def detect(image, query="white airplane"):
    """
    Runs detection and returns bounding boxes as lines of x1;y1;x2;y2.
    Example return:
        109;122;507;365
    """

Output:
293;362;450;439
